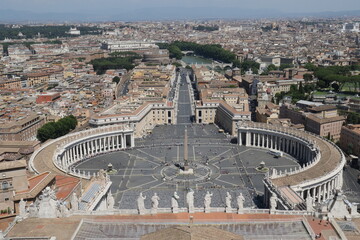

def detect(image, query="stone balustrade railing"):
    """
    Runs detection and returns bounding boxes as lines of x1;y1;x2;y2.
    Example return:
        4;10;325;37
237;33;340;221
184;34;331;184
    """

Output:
71;207;314;216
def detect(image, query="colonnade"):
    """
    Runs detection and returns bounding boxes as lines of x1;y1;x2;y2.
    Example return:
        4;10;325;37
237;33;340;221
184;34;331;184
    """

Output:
59;133;134;169
238;124;345;207
299;173;343;203
238;129;316;163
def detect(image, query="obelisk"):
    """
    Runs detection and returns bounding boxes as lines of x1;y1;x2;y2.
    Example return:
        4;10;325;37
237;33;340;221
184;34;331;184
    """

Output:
184;127;189;171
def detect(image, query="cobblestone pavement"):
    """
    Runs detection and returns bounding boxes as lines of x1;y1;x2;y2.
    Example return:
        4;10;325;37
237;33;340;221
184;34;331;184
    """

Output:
75;124;300;209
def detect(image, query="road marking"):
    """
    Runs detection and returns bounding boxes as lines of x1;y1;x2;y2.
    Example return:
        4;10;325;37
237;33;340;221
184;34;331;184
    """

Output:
177;146;179;162
213;177;239;187
209;148;233;161
136;148;163;162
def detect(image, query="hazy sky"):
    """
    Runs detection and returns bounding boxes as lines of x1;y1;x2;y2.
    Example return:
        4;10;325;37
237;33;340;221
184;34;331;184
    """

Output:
1;0;360;14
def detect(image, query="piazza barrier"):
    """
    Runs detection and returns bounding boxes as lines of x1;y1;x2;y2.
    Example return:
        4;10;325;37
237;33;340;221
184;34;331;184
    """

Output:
29;124;134;179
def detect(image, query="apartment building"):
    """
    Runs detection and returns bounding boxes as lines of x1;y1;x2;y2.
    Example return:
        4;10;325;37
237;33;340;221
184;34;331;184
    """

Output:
340;124;360;156
0;114;45;141
280;104;345;141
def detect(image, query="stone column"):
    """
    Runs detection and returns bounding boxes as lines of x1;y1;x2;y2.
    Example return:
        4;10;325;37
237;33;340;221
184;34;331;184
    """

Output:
317;185;321;203
239;131;242;146
262;134;265;147
131;134;135;148
86;141;89;156
245;132;250;147
122;135;126;149
79;144;83;159
71;147;75;161
112;135;115;149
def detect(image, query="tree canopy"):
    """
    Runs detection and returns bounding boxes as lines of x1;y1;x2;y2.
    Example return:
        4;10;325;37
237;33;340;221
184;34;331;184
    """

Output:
90;52;141;75
0;24;101;40
37;115;77;142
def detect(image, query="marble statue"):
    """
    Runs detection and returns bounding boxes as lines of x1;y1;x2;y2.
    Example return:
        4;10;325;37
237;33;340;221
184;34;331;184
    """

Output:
171;192;180;213
19;198;27;218
204;191;213;213
71;192;79;211
306;196;314;212
270;194;277;212
37;187;58;218
60;202;70;218
237;193;245;214
151;193;160;214
28;203;38;218
186;189;195;213
225;192;232;213
107;191;115;211
351;203;359;216
137;192;146;215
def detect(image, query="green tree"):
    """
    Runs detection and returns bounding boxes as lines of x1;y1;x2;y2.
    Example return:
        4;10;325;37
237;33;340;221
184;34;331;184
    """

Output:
112;76;120;84
168;45;183;60
331;82;340;92
304;63;318;71
299;82;304;94
172;62;182;68
267;64;277;71
37;115;78;142
279;64;294;71
303;73;313;82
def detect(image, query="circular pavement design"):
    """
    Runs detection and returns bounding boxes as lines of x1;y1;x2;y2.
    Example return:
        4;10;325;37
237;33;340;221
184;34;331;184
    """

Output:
75;124;300;210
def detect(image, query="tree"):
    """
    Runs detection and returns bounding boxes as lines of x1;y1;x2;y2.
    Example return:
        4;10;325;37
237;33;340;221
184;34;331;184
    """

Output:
168;45;183;60
331;82;340;92
37;115;78;142
267;64;277;72
112;76;120;84
172;62;182;67
279;64;294;71
303;73;313;82
304;63;318;71
299;82;304;94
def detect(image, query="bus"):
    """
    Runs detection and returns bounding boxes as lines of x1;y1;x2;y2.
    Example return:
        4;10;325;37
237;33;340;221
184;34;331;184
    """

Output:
268;150;283;158
350;155;359;169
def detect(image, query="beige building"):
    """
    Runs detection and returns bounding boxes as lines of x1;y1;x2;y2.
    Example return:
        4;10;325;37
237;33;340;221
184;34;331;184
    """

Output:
340;124;360;156
90;100;176;138
0;114;45;141
280;104;345;141
0;160;28;210
0;78;23;89
256;103;280;123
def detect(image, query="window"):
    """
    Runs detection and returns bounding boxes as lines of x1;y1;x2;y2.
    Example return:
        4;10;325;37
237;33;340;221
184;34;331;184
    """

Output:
2;181;9;190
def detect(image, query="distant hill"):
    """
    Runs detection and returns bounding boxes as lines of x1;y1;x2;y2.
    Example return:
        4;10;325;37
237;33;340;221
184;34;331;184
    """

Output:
0;8;359;23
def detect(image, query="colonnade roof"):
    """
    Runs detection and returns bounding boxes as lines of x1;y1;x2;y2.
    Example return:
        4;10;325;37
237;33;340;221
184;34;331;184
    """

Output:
271;130;342;187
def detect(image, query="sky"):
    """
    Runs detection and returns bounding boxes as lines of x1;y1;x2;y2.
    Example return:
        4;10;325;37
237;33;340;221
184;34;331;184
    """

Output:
1;0;360;13
0;0;360;21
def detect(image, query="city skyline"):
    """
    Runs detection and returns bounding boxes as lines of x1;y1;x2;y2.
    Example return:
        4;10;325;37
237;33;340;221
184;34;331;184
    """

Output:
0;0;360;22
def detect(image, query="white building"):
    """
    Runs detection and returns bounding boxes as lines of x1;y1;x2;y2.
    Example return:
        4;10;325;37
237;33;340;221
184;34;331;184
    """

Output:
68;27;81;35
341;23;360;33
101;41;158;52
